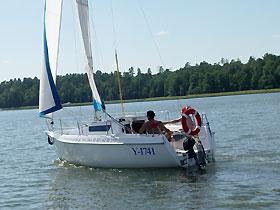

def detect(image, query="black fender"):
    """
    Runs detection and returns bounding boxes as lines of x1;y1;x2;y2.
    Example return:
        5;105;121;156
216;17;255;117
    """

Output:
48;136;54;145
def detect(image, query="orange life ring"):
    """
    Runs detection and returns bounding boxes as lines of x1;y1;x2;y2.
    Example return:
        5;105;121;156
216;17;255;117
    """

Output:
181;106;202;136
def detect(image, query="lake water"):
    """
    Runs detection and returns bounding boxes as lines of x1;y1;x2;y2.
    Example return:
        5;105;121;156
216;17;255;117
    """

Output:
0;93;279;209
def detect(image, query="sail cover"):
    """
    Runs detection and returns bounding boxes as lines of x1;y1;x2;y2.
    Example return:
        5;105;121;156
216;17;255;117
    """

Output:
39;0;63;116
76;0;102;111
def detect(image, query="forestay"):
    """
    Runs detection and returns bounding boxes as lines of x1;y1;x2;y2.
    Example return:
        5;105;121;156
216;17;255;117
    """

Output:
39;0;63;116
76;0;102;111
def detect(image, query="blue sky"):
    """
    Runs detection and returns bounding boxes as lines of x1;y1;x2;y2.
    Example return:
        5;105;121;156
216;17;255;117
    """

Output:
0;0;280;82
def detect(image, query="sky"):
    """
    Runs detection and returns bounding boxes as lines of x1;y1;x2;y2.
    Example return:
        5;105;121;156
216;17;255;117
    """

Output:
0;0;280;82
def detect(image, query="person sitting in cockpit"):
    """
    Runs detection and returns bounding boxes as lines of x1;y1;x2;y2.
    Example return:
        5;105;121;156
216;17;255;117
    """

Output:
139;110;174;141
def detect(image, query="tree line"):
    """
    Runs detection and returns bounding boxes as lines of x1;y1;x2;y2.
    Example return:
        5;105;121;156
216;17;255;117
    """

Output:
0;53;280;108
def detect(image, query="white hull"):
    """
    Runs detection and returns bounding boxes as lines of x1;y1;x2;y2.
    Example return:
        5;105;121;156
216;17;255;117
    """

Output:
53;139;178;168
50;133;180;168
47;123;215;168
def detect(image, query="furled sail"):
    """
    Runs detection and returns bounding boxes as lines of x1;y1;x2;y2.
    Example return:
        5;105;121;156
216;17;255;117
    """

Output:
76;0;102;111
39;0;63;116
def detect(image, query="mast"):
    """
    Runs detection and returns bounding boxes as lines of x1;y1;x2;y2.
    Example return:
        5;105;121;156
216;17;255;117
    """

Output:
114;50;125;116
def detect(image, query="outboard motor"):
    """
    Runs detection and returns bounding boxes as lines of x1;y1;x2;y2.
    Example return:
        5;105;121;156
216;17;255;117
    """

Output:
183;136;207;168
195;140;207;168
183;137;196;159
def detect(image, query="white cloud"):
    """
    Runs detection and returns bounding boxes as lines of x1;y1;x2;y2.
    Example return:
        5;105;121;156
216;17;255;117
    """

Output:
2;60;9;64
272;34;280;39
157;31;169;37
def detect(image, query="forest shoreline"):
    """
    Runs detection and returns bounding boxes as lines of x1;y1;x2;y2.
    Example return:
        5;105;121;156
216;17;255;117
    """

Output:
3;88;280;111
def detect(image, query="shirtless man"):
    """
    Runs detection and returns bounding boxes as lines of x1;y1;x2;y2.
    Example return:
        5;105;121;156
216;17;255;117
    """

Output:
139;110;173;141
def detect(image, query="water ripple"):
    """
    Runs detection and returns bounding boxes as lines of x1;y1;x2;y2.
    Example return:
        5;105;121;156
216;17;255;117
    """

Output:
1;93;280;209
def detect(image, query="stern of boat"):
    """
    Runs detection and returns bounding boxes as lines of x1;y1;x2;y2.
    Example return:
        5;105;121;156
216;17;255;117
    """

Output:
168;113;216;168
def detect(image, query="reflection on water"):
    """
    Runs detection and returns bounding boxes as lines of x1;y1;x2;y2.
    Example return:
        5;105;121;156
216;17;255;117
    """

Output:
48;162;217;209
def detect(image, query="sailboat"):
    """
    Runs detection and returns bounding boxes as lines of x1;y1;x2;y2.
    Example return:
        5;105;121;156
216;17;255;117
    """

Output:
39;0;216;168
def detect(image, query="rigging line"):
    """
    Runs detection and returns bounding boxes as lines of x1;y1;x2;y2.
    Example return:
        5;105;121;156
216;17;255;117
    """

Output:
61;107;89;121
89;1;105;71
110;0;117;50
61;108;83;120
110;0;125;116
71;0;80;74
137;0;165;67
176;98;183;113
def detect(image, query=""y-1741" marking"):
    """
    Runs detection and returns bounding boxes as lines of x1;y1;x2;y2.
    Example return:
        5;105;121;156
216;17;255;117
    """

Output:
132;147;155;155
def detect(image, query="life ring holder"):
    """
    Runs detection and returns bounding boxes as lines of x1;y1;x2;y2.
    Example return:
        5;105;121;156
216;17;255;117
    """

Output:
181;107;202;136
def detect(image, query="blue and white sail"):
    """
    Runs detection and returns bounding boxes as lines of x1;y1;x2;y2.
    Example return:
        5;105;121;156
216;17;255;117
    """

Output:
76;0;102;111
39;0;63;116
